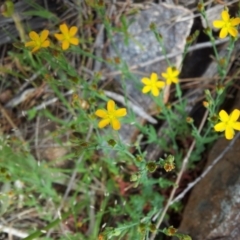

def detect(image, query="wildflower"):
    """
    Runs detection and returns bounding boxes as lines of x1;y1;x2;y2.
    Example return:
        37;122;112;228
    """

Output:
164;162;175;172
186;117;193;124
25;30;50;53
166;226;177;236
54;23;79;50
161;67;180;85
149;223;157;233
203;101;209;108
141;73;165;97
138;223;146;234
95;100;127;130
98;234;105;240
164;155;175;172
146;161;157;173
213;10;240;38
214;109;240;140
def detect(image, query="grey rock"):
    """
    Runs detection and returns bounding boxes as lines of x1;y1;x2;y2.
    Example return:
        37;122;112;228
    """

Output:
107;3;193;143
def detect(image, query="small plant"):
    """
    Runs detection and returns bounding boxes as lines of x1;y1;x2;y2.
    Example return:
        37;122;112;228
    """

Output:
0;1;240;240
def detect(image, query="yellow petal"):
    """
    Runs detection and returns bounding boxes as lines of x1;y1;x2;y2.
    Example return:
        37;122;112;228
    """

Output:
214;122;226;132
141;77;151;85
69;37;79;45
29;31;39;41
213;20;225;28
60;23;68;35
111;119;120;130
98;119;110;128
25;41;36;47
95;109;108;118
40;30;49;42
228;27;238;37
152;86;159;97
31;46;40;53
219;28;228;38
232;122;240;130
231;18;240;26
62;40;70;50
69;26;78;36
54;33;64;41
142;86;151;93
41;40;50;48
167;67;173;75
166;79;172;85
171;78;179;84
219;110;229;122
150;72;158;82
156;81;165;88
172;69;180;77
115;108;127;117
230;109;240;122
225;126;234;140
221;10;229;22
107;100;115;112
161;72;168;79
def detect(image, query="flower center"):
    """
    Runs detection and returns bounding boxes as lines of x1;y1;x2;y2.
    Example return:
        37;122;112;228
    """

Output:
224;21;232;29
107;111;116;120
151;81;157;88
36;40;42;47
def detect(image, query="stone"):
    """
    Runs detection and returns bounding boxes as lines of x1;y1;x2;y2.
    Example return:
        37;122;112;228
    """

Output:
179;93;240;240
107;3;193;143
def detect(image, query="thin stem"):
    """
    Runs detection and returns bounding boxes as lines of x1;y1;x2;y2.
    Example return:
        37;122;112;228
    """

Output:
150;110;208;240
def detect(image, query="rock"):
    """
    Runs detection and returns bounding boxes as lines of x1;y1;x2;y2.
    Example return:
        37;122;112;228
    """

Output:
179;92;240;239
107;3;193;143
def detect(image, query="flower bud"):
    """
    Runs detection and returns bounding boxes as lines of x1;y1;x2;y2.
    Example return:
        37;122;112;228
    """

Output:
130;174;139;182
138;223;146;233
146;161;157;173
149;22;156;31
107;139;116;147
197;3;204;12
186;117;193;124
166;226;177;236
216;84;225;95
203;101;209;108
149;223;157;232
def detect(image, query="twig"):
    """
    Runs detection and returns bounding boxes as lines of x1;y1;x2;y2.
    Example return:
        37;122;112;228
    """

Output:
150;110;209;240
0;224;28;238
20;90;74;117
172;131;240;204
0;103;25;142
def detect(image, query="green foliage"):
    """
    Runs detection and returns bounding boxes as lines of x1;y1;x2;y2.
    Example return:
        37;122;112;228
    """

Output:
0;1;239;240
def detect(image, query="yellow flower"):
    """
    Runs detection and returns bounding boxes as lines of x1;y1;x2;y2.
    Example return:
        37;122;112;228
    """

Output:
25;30;50;53
54;23;79;50
95;100;127;130
214;109;240;140
164;162;175;172
161;67;180;85
213;10;240;38
141;73;165;97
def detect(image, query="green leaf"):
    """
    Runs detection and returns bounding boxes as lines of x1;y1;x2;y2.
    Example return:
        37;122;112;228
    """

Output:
27;107;37;120
159;177;174;188
23;10;58;22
